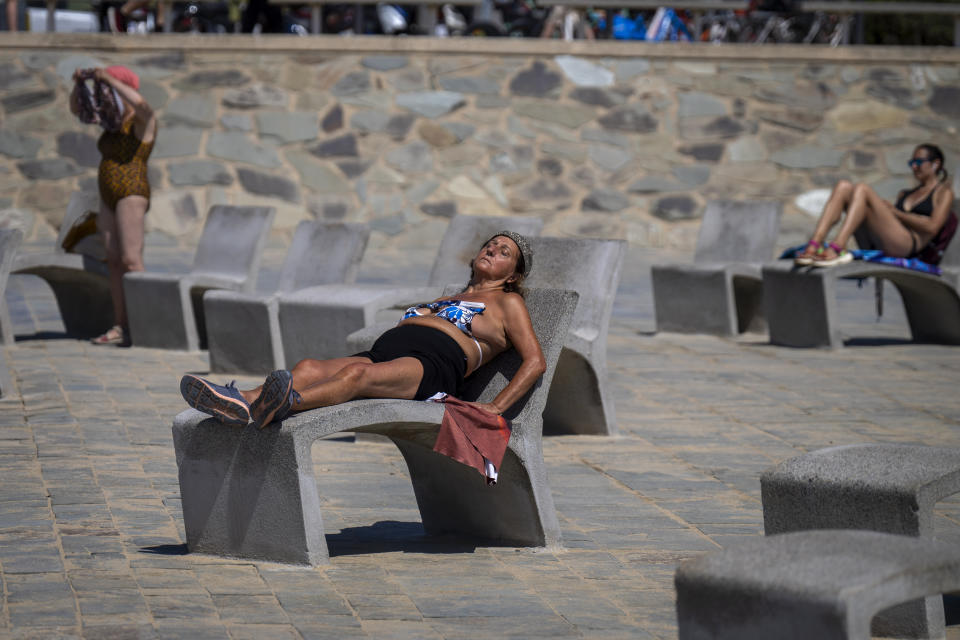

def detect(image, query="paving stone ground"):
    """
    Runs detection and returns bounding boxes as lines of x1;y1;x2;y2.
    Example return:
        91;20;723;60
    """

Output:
1;235;959;639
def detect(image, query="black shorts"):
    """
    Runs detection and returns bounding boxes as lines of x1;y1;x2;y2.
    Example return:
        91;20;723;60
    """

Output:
353;324;467;400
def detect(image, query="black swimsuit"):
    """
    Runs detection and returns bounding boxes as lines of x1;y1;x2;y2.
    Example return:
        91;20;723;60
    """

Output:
353;325;467;400
895;185;938;257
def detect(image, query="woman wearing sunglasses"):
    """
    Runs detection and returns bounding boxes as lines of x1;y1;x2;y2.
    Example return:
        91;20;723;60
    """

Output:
794;144;954;266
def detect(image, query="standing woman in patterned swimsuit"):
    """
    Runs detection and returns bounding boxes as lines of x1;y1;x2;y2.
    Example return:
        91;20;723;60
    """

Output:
69;65;157;345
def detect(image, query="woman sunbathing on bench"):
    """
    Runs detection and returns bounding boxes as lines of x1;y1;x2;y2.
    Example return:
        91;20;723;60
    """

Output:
794;143;955;267
180;231;546;428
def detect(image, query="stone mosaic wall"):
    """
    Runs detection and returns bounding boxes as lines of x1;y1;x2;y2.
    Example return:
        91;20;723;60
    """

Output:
2;38;959;253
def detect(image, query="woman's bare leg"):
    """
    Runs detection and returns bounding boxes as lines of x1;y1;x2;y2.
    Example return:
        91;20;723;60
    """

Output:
238;356;369;404
294;357;423;409
100;195;146;330
795;180;854;260
830;183;914;257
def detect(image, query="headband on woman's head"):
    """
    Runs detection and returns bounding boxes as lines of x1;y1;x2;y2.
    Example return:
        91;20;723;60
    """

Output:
486;230;533;277
105;65;139;90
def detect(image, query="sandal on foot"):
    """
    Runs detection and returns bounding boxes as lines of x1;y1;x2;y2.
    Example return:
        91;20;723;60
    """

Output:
179;375;251;426
794;240;822;266
813;242;854;267
250;369;302;429
92;325;126;346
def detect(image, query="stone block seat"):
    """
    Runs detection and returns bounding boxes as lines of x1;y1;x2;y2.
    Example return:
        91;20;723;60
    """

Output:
348;236;626;436
204;221;369;375
172;287;577;566
0;227;23;398
277;214;543;365
674;530;960;640
652;199;783;336
7;191;112;340
123;205;275;351
761;228;960;349
761;443;960;638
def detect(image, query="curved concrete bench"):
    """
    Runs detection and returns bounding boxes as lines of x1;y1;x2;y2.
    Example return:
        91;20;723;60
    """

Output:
675;530;960;640
7;191;112;340
0;228;23;397
347;237;626;436
172;287;577;565
761;443;960;638
762;260;960;348
652;200;782;336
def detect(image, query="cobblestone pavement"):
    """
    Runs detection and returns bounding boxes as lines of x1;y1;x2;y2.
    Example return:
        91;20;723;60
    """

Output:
1;236;959;639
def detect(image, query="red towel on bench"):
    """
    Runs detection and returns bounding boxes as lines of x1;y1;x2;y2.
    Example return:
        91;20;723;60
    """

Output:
431;395;512;485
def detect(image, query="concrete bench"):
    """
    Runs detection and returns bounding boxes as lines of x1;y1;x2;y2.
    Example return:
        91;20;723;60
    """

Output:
279;214;543;365
172;287;576;565
123;205;275;351
0;228;23;398
347;236;625;436
761;443;960;638
675;529;960;640
652;200;782;337
762;224;960;349
204;221;369;375
7;191;112;340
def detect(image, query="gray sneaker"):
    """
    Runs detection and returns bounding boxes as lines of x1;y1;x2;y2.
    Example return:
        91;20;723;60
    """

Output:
180;375;251;427
251;370;302;429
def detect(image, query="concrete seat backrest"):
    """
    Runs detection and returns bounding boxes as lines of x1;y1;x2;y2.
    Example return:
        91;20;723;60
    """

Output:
190;205;275;279
275;221;369;293
55;191;101;255
427;215;544;286
0;227;23;288
693;200;783;264
526;237;625;336
453;285;578;426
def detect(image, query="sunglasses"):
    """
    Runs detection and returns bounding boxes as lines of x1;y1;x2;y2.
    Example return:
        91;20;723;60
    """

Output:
908;158;931;168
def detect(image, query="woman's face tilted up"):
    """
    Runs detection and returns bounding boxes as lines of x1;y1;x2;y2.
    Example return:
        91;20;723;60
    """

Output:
473;235;521;283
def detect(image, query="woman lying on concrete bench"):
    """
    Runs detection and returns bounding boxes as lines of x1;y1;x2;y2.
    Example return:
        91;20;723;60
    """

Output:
179;231;546;428
794;143;955;267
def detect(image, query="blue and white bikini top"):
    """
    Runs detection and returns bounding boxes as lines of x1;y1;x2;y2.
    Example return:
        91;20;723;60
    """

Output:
402;299;486;337
402;299;487;371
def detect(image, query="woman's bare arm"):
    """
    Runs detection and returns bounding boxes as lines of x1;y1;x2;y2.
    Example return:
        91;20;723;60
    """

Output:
895;185;955;238
69;69;83;116
473;294;546;416
94;68;157;143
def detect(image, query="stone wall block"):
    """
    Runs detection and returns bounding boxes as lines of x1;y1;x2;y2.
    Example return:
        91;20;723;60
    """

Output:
771;145;845;169
332;71;371;97
322;104;343;132
257;111;319;144
597;105;657;134
555;56;613;88
236;167;300;203
163;94;217;128
221;83;287;109
677;144;724;163
0;65;34;90
55;132;99;168
509;61;562;97
176;70;251;91
438;76;500;95
147;191;199;237
928;86;960;120
0;129;42;159
582;188;628;212
138;80;169;111
755;108;823;132
309;133;358;158
286;150;351;194
168;160;233;186
152;126;203;159
207;132;281;168
754;81;837;112
513;100;594;129
680;116;752;141
653;195;699;221
17;158;84;180
569;87;625;108
221;114;252;131
396;91;465;118
362;56;408;71
386;141;433;173
2;89;55;114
